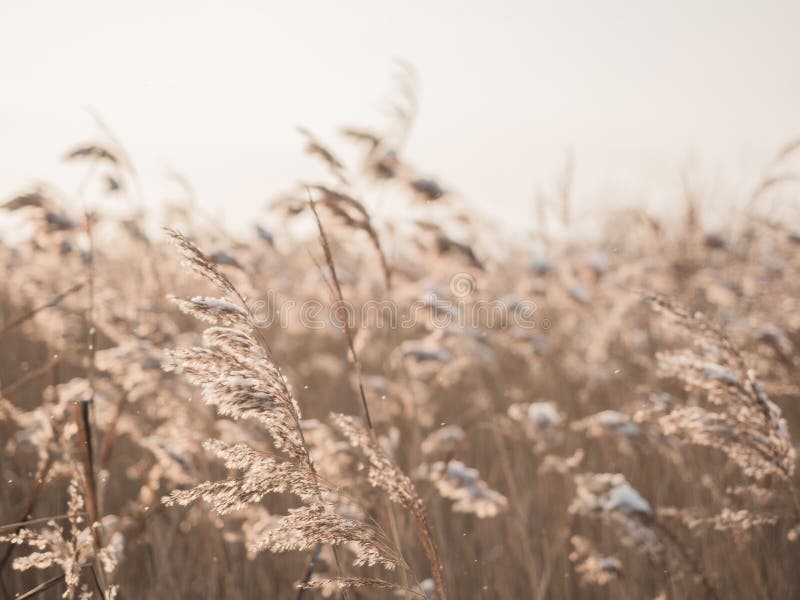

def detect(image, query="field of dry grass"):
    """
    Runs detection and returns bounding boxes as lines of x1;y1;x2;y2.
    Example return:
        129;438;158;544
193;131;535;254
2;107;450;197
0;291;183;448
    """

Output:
2;85;800;599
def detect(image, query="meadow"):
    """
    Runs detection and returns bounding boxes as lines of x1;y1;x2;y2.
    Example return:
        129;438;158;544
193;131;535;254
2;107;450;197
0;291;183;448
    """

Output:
1;79;800;599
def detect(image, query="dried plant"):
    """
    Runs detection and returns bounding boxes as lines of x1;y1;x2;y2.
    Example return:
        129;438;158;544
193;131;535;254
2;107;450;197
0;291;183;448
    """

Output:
1;477;121;599
646;293;796;484
3;86;800;600
158;229;429;597
309;185;393;290
424;460;508;519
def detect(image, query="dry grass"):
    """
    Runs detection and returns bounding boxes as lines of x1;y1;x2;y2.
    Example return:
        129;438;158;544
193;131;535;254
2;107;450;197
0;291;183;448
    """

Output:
2;86;800;599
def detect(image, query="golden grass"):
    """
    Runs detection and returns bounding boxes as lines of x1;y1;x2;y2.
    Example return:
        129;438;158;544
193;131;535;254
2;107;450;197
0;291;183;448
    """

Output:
1;94;800;599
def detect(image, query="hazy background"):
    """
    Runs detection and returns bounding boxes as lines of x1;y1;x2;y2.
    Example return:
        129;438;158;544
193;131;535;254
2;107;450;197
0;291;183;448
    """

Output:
1;0;798;231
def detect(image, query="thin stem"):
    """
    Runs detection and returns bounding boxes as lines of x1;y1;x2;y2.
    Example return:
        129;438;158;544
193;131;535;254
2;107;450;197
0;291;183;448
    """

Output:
308;197;445;599
16;573;66;600
0;281;86;336
0;355;61;397
0;513;79;533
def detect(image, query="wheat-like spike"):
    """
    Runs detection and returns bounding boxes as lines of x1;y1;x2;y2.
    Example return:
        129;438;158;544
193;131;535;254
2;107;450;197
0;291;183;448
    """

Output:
167;295;249;327
253;503;400;570
331;413;417;509
162;441;323;512
330;413;448;599
160;233;412;600
164;228;238;297
644;292;796;482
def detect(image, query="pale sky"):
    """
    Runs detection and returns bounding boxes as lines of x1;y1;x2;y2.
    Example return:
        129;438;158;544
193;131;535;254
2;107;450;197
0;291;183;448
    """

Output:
1;1;798;231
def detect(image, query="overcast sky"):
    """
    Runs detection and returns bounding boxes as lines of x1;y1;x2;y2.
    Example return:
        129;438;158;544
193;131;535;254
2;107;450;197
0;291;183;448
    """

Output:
1;1;798;230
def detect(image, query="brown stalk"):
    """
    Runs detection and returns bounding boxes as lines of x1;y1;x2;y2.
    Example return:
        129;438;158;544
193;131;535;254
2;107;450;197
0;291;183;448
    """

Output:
295;543;322;600
71;400;98;525
0;514;74;533
74;211;100;527
77;204;108;595
15;573;66;600
89;564;107;600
